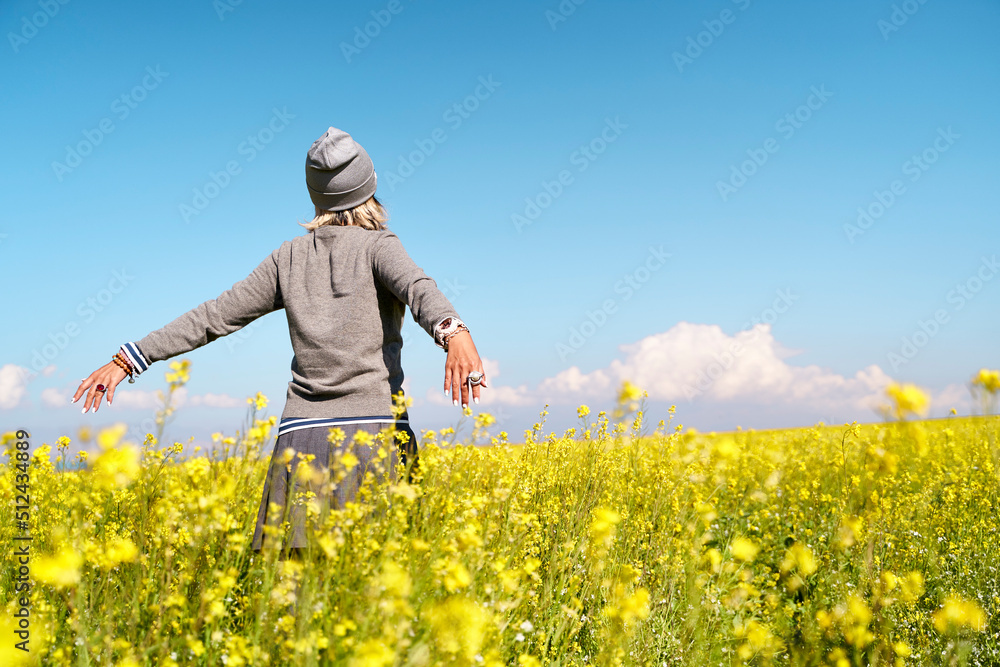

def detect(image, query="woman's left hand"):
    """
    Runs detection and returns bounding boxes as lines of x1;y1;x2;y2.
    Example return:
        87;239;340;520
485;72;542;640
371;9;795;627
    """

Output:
72;362;129;414
444;331;486;409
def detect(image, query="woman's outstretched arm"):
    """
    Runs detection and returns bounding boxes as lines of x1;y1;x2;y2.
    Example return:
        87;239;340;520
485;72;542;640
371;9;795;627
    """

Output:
372;231;487;408
73;247;284;413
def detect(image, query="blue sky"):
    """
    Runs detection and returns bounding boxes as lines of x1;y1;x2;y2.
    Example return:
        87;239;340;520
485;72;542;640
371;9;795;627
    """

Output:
2;0;998;448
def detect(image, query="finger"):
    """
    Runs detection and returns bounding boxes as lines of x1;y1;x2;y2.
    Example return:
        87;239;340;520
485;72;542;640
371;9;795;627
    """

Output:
108;379;118;405
444;362;452;396
451;367;462;406
87;379;107;414
82;385;94;414
460;366;471;409
72;376;92;404
472;369;483;404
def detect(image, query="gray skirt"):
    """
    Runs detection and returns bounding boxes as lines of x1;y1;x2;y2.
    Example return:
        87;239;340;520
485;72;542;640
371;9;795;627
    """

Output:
250;416;418;553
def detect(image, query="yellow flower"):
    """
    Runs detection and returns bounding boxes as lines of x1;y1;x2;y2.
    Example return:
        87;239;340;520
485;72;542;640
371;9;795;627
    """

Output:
933;594;987;634
379;561;412;598
426;596;492;661
164;359;191;386
885;382;929;419
443;561;472;592
339;451;360;472
836;516;863;549
730;537;759;562
92;441;141;490
781;543;817;577
900;571;925;603
352;429;374;447
577;405;590;419
617;587;650;625
246;391;268;411
590;507;620;550
734;619;783;659
617;381;643;404
349;640;395;667
35;547;83;588
103;537;139;568
973;368;1000;392
0;615;38;665
333;620;357;637
97;422;128;450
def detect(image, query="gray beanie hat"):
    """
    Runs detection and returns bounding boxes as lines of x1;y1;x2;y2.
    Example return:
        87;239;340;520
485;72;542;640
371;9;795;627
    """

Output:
305;127;377;211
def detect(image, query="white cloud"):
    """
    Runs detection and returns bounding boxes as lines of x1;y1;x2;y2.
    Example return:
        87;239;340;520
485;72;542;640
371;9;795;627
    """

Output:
484;323;898;417
188;393;243;409
424;357;535;407
41;386;70;408
107;388;174;410
35;382;244;412
0;364;30;409
932;383;971;415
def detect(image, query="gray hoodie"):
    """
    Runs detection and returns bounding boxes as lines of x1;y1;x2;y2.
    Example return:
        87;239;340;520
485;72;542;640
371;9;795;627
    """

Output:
133;225;459;421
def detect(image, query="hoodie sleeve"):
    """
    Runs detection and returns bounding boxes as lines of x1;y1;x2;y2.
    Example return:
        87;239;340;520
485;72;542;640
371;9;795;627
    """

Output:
371;230;460;340
134;247;284;365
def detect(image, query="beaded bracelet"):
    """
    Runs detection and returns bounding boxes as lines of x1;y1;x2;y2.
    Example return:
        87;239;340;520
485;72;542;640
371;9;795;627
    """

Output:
112;353;136;384
115;351;135;373
442;324;470;351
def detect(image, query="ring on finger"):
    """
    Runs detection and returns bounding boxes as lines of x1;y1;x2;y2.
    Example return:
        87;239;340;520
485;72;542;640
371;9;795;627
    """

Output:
467;371;484;386
95;384;106;393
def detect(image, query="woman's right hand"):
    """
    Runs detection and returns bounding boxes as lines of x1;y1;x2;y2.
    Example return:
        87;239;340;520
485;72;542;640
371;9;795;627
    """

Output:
72;361;129;414
444;331;486;409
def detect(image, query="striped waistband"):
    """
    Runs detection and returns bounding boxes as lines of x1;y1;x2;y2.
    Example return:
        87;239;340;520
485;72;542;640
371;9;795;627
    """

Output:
277;415;409;438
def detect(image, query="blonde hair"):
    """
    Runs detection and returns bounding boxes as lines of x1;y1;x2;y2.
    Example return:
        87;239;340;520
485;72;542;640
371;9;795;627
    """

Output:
299;196;388;232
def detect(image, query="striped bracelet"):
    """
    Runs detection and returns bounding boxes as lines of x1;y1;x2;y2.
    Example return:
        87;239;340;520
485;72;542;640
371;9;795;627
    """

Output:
112;353;136;383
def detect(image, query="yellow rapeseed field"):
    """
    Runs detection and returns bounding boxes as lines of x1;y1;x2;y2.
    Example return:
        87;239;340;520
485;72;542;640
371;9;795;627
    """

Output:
2;364;998;666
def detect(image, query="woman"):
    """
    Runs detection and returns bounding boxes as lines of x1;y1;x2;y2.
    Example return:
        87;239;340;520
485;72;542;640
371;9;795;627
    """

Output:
71;126;487;554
